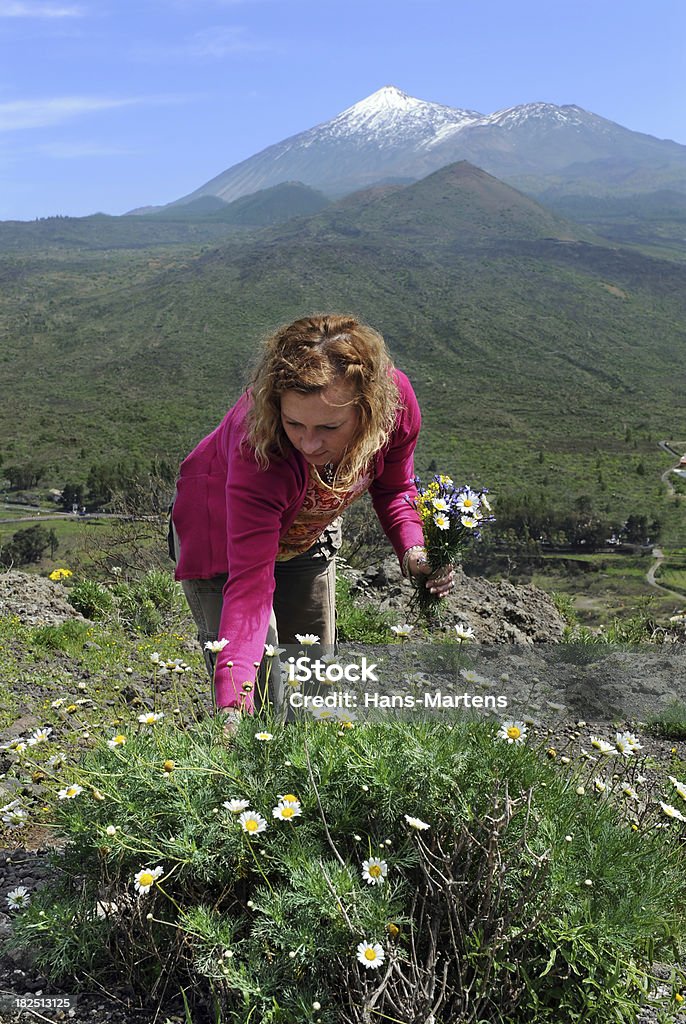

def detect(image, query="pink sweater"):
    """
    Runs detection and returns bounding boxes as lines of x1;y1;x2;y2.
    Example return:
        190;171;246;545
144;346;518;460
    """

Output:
172;369;425;709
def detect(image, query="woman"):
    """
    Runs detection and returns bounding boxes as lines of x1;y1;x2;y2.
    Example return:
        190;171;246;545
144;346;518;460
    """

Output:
171;314;453;722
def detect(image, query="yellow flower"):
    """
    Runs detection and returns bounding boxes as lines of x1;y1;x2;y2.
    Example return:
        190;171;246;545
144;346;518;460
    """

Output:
48;568;73;581
163;760;175;773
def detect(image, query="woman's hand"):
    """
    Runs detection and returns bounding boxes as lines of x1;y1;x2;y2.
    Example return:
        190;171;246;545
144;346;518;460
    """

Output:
221;708;242;740
406;549;455;598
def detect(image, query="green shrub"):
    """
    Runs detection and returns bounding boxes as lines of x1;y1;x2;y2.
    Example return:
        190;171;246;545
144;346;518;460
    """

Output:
646;699;686;740
112;569;185;634
8;714;686;1024
68;579;114;620
29;619;93;652
335;573;395;642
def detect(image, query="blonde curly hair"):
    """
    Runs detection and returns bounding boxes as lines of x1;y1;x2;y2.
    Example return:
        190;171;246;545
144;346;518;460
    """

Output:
242;314;401;492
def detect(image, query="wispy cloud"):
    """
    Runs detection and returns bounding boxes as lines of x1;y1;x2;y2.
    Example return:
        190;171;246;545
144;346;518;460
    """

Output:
38;141;136;158
0;1;84;16
133;25;273;61
0;95;181;132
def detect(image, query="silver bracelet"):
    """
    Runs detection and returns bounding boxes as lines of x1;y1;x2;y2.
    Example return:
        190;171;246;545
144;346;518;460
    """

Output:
401;545;427;578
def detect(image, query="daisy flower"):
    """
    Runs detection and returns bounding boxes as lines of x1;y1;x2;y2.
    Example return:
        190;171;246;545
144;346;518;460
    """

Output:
433;513;450;530
295;634;320;646
254;732;273;742
660;802;686;823
432;498;449;511
138;712;164;725
133;865;164;894
362;857;388;886
107;734;126;748
29;727;53;744
454;623;474;641
238;810;268;835
278;793;299;804
455;489;480;513
264;644;286;657
335;708;358;724
272;800;302;821
6;886;31;911
622;785;639;800
497;721;527;745
2;807;27;829
593;778;608;794
311;706;336;720
390;623;414;638
460;516;479;529
404;814;430;830
590;736;615;755
223;799;250;814
356;941;385;970
58;784;83;800
204;638;229;653
668;776;686;801
615;731;642;755
50;699;65;709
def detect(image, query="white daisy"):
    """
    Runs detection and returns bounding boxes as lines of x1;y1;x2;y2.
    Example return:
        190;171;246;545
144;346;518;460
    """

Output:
615;731;642;755
311;706;336;721
455;489;480;512
2;807;27;829
660;802;686;823
454;623;474;641
460;515;479;529
496;721;527;745
356;941;385;969
264;644;286;657
6;886;31;911
50;699;65;709
404;814;430;830
295;634;320;646
138;712;164;725
133;865;164;894
238;810;268;835
432;498;449;511
433;513;450;530
590;736;615;755
593;777;608;794
254;732;273;742
107;733;127;748
622;785;639;800
272;801;302;821
390;623;414;638
361;857;388;886
204;638;230;652
223;798;250;814
58;784;83;800
668;776;686;801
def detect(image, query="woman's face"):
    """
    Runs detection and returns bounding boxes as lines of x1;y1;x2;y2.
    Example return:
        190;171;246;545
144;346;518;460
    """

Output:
280;380;360;466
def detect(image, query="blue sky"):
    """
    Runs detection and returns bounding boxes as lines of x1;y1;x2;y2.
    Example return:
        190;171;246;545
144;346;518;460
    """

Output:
1;0;684;220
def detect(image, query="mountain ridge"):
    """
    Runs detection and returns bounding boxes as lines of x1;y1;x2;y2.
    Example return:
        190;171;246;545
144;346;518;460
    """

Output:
153;85;686;212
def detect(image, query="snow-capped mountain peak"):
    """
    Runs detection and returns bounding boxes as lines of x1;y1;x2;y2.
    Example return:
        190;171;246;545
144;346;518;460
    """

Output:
311;84;484;147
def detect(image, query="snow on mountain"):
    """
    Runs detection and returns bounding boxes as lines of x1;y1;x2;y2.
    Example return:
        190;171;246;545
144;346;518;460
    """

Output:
165;86;686;209
309;85;484;147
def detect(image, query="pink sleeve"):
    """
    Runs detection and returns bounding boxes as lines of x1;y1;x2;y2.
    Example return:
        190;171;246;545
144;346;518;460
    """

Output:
212;435;300;711
369;372;425;563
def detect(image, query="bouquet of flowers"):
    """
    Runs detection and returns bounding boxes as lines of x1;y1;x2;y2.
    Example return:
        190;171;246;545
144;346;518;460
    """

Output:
405;473;495;619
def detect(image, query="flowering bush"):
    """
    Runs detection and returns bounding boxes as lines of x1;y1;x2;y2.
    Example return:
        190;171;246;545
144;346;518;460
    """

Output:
6;712;686;1024
406;474;494;618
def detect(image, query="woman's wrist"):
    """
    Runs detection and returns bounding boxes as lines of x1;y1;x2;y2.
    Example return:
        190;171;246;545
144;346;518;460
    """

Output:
401;545;427;578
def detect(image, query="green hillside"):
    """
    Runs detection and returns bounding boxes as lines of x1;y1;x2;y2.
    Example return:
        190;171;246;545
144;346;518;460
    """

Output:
1;161;684;546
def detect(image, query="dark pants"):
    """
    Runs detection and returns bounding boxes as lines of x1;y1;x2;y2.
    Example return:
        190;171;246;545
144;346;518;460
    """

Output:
171;510;341;715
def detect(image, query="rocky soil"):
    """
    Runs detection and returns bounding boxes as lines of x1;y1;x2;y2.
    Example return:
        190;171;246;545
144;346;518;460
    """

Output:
0;568;684;1023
